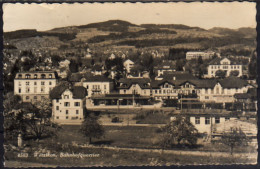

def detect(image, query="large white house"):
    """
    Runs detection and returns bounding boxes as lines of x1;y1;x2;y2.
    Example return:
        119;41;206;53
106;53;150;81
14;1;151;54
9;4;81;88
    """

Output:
14;71;58;102
50;86;87;124
123;59;134;73
186;51;215;60
118;78;151;96
206;57;243;78
82;75;114;97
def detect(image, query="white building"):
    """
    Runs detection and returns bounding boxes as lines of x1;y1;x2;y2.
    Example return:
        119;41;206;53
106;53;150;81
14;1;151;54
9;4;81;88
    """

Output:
206;57;243;78
14;71;58;102
118;78;151;96
82;75;114;97
50;86;87;124
123;59;134;73
186;51;215;60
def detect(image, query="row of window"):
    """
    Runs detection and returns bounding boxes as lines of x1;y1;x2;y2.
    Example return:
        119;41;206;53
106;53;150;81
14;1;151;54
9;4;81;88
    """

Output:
19;87;51;94
210;65;240;69
25;95;45;100
22;81;53;86
195;117;230;124
63;102;81;107
55;108;80;114
20;74;53;79
56;116;81;120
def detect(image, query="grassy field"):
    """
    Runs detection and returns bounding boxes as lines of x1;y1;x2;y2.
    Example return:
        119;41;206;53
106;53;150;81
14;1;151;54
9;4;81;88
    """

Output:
5;125;257;166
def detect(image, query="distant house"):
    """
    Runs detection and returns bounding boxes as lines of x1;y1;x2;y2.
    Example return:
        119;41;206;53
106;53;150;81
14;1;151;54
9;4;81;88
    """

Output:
109;53;116;60
123;59;134;73
154;62;176;76
206;57;243;78
14;71;58;102
91;65;103;75
59;59;70;68
186;51;215;60
82;75;114;97
50;85;87;124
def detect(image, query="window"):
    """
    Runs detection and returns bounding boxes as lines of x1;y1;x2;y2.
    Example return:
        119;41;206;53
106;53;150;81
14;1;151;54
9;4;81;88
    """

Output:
41;74;46;79
41;81;45;85
34;96;37;100
155;90;158;94
56;106;59;110
225;117;230;121
18;88;21;93
34;74;38;79
34;82;37;85
41;87;45;93
49;82;52;85
64;102;70;107
56;99;59;103
205;117;210;125
66;110;69;114
216;87;220;94
26;96;29;100
195;117;200;124
205;89;208;94
124;90;126;94
74;102;80;106
18;82;21;86
64;95;69;99
18;74;22;78
26;81;30;85
66;116;68;119
215;117;220;124
49;74;52;78
104;85;106;89
76;110;79;114
25;74;31;79
56;116;59;119
205;96;209;99
26;88;30;93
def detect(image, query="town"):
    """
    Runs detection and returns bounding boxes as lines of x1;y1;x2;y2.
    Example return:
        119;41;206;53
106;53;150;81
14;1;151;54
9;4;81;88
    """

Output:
3;19;257;166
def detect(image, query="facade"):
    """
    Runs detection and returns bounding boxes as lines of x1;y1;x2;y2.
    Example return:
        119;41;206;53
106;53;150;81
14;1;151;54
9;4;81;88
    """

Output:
50;86;87;124
186;51;215;60
14;71;58;102
206;57;243;78
118;78;151;96
154;62;175;76
123;59;134;73
82;75;114;97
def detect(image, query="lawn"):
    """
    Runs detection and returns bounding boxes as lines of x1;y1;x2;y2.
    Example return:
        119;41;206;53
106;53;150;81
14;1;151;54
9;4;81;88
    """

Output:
4;125;257;166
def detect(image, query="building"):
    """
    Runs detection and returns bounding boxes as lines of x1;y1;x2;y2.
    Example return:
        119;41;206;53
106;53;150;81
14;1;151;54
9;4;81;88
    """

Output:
206;57;243;78
123;59;134;73
14;71;58;102
154;62;175;76
186;51;215;60
82;75;114;97
50;85;87;124
91;65;103;76
118;78;151;96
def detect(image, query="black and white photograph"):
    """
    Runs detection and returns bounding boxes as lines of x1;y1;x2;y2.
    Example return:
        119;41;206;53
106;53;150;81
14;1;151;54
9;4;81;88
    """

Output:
2;2;258;167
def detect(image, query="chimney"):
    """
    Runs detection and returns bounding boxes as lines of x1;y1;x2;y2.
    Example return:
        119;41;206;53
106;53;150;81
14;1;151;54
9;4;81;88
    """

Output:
173;76;176;80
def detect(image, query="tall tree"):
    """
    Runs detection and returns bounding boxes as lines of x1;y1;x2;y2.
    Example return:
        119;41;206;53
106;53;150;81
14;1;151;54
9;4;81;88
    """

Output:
221;128;250;155
80;113;104;144
161;115;198;148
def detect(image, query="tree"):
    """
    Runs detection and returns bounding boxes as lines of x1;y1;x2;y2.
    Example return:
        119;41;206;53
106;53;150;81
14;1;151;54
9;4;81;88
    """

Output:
69;60;79;73
51;55;62;67
215;70;226;78
80;113;104;144
221;128;250;155
230;70;239;77
161;115;198;148
91;58;95;66
197;56;203;65
248;52;257;79
3;92;22;113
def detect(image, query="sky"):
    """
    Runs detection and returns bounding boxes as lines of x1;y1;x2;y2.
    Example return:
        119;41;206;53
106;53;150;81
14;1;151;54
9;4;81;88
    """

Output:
3;2;256;32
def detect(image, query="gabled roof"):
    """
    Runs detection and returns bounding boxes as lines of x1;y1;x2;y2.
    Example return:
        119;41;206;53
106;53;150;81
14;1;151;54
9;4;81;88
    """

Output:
50;86;87;100
118;78;151;89
155;62;175;70
208;57;241;65
160;71;198;81
218;77;247;88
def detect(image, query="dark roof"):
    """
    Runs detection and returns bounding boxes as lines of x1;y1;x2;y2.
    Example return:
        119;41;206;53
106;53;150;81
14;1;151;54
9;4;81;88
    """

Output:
160;71;198;81
151;77;247;89
118;78;151;89
234;93;250;99
50;86;87;99
83;75;113;82
218;77;247;88
155;62;175;70
208;57;241;65
92;65;103;71
69;73;83;82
